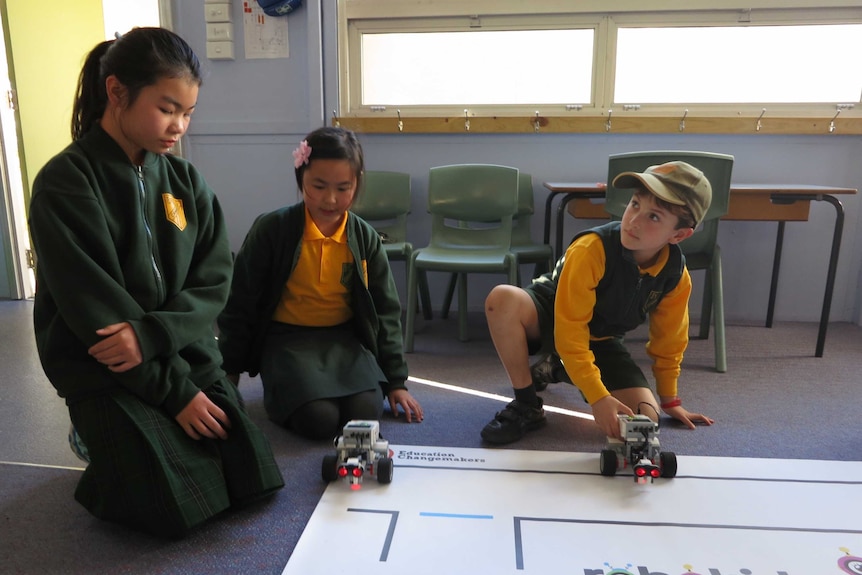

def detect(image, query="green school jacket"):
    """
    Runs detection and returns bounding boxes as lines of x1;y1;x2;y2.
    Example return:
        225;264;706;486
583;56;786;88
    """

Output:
29;125;233;417
217;201;409;393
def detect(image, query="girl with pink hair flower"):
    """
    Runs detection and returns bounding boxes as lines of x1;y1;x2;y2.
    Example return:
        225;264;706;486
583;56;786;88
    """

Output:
218;126;423;439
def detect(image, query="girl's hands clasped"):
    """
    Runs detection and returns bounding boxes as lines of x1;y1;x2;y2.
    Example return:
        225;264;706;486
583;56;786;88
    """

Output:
90;323;233;439
89;322;143;372
176;392;232;440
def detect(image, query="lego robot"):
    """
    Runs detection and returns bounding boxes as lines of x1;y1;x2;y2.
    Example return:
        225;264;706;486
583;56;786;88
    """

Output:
321;420;393;490
599;414;677;483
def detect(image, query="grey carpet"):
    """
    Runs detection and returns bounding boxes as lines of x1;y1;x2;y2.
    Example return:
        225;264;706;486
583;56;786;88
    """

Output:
1;299;860;574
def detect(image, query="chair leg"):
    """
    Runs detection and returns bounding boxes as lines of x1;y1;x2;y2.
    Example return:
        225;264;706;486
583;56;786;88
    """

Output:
507;258;519;286
402;248;432;320
711;250;727;373
441;273;458;320
698;268;713;340
404;258;419;353
457;273;469;341
532;254;553;279
418;269;433;320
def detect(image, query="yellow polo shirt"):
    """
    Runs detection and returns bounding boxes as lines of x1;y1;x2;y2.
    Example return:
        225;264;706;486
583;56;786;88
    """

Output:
554;233;691;404
273;209;354;326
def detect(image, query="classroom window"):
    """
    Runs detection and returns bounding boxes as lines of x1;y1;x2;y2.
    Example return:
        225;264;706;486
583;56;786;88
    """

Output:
360;29;594;106
615;24;862;104
338;1;862;122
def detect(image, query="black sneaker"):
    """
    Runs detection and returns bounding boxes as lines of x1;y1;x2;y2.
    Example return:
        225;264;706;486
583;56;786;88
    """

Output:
481;398;547;444
530;353;569;391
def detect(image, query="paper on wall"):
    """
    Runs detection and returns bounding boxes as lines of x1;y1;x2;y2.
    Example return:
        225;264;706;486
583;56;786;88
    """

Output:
242;1;289;59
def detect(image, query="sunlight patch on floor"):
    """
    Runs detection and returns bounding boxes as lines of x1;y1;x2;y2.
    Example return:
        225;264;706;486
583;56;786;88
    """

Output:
407;376;594;421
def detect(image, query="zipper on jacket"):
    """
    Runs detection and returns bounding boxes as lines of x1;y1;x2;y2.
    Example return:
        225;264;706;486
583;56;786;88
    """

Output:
137;165;165;302
624;274;644;317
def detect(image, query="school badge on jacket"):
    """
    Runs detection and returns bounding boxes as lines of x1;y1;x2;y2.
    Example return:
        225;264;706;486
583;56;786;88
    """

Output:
162;193;187;231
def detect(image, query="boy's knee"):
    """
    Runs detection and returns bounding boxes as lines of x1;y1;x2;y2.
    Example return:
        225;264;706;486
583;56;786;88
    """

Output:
485;284;522;313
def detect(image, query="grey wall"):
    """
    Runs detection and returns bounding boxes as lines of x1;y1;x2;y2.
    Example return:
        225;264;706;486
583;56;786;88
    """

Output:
174;2;862;326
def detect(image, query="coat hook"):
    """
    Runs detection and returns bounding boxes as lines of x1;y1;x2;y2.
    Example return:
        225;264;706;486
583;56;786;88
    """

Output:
534;111;540;133
464;109;470;132
829;104;856;133
397;109;403;133
756;108;766;132
605;109;613;132
679;109;688;132
829;109;841;133
332;110;340;128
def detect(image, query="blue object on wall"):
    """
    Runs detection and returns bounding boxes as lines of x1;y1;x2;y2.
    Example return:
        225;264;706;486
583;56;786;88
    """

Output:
257;0;302;17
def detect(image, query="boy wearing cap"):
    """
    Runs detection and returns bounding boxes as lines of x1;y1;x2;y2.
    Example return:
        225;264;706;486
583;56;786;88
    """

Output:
481;161;715;444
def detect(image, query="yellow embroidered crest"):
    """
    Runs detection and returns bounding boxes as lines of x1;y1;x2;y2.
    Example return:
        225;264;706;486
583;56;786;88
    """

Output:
643;290;662;313
162;194;187;231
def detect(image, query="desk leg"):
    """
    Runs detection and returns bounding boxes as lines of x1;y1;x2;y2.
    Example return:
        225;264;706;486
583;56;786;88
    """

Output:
816;195;845;358
765;222;785;328
767;194;846;357
543;192;558;248
555;194;580;260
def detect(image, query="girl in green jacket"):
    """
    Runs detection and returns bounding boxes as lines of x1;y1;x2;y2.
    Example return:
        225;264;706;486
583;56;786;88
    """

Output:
218;127;424;439
29;28;283;538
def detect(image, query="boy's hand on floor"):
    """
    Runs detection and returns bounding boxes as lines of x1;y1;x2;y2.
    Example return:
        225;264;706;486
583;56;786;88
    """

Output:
664;405;715;429
592;396;634;439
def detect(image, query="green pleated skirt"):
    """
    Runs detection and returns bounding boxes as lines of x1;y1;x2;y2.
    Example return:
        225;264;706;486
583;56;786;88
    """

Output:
258;322;385;426
69;378;284;537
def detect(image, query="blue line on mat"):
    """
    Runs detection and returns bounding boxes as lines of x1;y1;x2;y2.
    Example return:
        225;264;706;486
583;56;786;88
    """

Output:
420;512;493;519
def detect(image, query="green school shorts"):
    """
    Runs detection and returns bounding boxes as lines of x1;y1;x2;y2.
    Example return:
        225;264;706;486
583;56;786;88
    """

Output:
524;284;650;394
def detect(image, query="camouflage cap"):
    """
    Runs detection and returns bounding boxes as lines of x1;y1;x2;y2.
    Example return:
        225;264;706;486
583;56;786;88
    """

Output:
612;160;713;226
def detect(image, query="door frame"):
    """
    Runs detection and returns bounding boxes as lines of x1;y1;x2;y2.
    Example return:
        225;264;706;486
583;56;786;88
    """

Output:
0;3;31;299
0;0;173;300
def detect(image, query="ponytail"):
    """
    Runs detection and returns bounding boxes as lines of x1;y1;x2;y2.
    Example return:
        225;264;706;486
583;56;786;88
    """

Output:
71;40;113;141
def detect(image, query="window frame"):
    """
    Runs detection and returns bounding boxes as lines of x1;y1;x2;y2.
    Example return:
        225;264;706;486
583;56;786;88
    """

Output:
336;0;862;133
341;13;609;117
606;8;862;118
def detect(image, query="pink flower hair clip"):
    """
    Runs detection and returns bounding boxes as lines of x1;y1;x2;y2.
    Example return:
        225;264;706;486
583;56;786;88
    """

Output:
292;140;312;169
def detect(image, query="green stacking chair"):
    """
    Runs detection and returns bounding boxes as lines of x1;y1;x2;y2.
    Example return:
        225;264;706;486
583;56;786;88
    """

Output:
440;171;554;319
510;172;555;280
405;164;520;352
351;170;431;320
605;150;734;373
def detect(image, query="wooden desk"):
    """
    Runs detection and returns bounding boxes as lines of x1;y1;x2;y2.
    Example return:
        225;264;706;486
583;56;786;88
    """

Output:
541;182;606;261
728;184;856;358
542;181;857;358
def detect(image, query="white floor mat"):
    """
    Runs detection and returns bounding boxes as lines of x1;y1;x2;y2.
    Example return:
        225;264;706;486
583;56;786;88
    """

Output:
283;445;862;575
